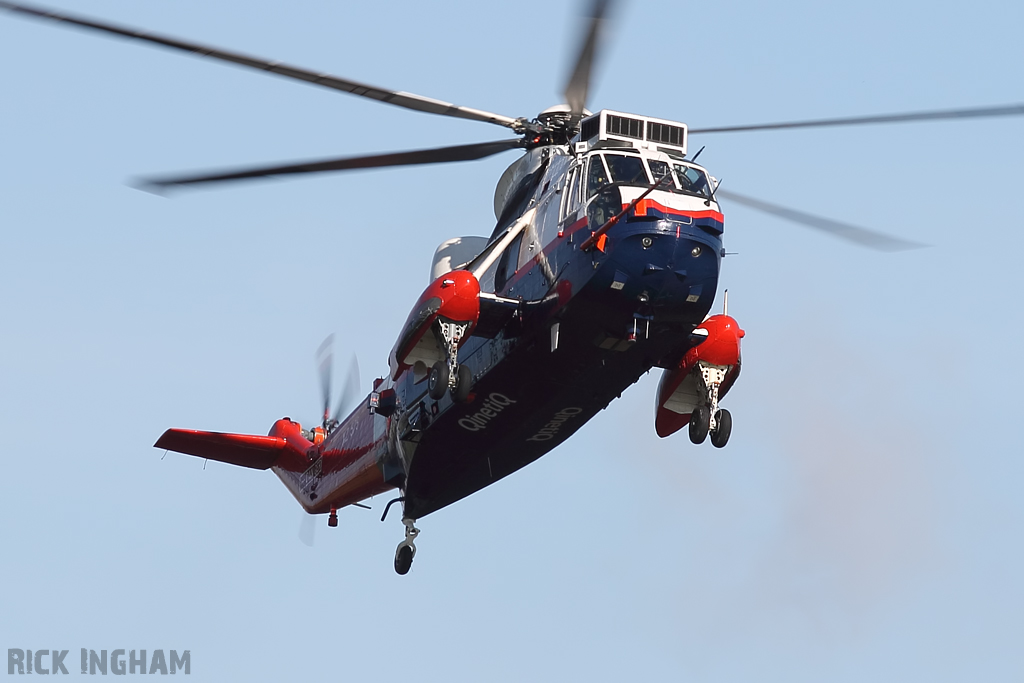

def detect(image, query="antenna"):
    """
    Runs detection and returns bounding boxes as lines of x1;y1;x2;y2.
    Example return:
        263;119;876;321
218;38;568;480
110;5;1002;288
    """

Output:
723;289;729;317
706;176;721;207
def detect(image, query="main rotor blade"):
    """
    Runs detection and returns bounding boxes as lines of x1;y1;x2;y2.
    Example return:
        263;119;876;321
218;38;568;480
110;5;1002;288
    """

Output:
690;103;1024;135
715;189;926;252
137;139;524;191
0;1;521;130
563;0;613;119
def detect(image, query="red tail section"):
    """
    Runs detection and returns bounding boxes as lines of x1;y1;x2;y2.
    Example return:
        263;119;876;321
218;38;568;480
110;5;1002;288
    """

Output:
154;411;394;514
154;418;312;470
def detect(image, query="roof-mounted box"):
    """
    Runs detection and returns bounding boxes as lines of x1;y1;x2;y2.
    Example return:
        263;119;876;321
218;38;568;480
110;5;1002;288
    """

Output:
577;110;688;156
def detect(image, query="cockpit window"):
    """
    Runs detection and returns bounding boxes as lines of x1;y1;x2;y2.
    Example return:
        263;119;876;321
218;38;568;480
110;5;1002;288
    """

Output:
586;155;610;198
647;160;672;184
673;163;711;198
604;154;649;187
644;158;713;198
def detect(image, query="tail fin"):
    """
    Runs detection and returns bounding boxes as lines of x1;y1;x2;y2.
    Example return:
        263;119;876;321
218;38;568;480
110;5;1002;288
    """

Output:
154;428;307;470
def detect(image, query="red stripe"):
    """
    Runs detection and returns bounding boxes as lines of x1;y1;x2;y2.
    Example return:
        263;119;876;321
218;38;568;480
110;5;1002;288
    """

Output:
631;199;724;223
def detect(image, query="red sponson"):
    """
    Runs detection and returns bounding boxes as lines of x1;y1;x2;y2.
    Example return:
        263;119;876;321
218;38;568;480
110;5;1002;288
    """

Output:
688;314;744;367
430;269;481;324
389;270;483;379
655;315;745;438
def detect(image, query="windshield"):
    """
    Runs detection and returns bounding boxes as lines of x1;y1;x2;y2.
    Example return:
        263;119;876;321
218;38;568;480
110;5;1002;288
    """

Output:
646;158;713;198
672;163;712;198
588;153;713;201
647;160;673;185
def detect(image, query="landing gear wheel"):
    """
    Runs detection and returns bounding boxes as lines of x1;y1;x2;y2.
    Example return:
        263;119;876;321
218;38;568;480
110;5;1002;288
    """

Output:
394;543;414;575
428;361;449;400
452;364;472;403
710;409;732;448
689;406;710;444
393;517;419;576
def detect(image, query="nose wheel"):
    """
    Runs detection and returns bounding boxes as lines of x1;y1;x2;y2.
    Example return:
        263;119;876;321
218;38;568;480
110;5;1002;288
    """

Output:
394;517;419;575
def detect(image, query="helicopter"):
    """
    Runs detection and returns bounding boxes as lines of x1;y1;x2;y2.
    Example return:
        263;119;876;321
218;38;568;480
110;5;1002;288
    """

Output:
4;0;1023;575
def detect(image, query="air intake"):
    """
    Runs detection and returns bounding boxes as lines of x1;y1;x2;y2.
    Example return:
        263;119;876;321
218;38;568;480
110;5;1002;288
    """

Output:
576;110;688;156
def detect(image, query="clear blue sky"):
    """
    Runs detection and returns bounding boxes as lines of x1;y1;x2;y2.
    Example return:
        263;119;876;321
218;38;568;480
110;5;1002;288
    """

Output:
1;1;1022;680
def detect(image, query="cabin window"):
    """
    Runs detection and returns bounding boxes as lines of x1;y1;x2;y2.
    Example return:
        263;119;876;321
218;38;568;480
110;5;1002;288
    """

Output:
604;154;649;187
571;163;584;207
494;232;524;292
586;155;610;198
559;169;572;219
561;167;577;220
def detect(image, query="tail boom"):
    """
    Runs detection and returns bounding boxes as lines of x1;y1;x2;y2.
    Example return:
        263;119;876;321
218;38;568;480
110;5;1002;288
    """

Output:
155;408;396;514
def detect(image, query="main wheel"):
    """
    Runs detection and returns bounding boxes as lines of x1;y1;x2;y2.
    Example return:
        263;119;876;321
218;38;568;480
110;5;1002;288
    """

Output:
394;544;414;575
452;364;472;403
689;406;710;444
427;361;449;400
710;409;732;448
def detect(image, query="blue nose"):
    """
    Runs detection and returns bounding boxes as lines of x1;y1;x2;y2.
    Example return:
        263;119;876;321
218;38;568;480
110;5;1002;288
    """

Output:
592;219;722;325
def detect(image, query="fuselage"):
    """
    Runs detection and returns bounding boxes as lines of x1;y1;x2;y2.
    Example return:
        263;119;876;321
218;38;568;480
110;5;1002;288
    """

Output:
272;140;727;519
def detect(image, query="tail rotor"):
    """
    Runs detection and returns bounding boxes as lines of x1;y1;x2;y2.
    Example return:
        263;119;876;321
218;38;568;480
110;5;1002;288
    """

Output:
314;334;361;433
316;334;334;430
298;512;316;547
300;335;362;546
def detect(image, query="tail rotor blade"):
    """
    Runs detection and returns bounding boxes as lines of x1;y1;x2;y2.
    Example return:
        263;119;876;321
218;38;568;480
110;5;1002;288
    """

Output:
298;512;316;547
332;355;361;424
316;334;334;428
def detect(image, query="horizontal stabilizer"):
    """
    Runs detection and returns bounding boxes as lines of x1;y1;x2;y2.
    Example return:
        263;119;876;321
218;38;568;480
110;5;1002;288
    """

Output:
154;429;301;470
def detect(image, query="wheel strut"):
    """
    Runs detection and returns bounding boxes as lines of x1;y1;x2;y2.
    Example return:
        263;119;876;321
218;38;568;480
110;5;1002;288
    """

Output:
692;360;734;448
394;517;419;575
434;319;472;401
